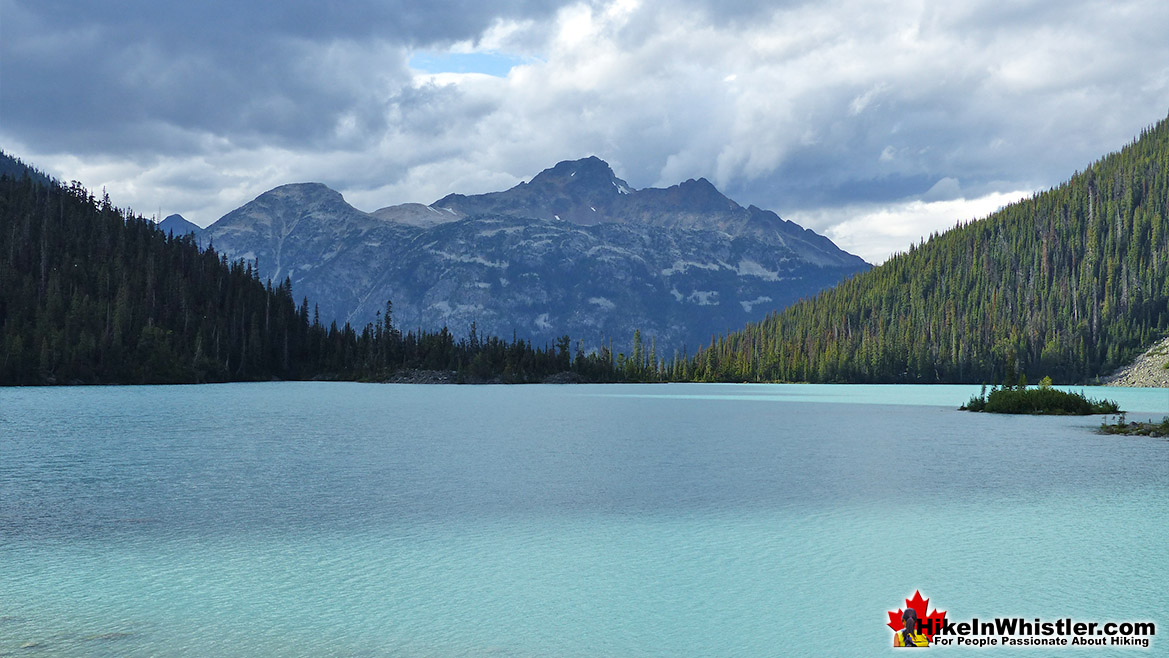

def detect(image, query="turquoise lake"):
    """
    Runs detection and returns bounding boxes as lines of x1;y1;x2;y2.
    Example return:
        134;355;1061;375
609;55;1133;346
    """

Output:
1;383;1166;656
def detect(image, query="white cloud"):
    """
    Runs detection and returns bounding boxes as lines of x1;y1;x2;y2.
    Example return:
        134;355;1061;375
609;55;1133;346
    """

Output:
793;189;1034;265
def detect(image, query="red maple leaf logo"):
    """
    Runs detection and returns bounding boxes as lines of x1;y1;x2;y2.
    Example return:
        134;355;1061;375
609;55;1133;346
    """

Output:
887;590;947;642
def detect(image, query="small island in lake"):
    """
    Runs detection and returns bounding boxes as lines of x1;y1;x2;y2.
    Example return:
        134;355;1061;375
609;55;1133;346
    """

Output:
961;377;1119;415
1098;415;1169;437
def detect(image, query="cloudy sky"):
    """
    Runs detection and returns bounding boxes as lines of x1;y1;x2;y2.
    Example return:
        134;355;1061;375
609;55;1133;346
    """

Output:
2;0;1167;263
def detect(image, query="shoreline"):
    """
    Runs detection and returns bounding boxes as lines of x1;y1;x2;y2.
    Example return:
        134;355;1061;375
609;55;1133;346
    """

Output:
7;372;1169;387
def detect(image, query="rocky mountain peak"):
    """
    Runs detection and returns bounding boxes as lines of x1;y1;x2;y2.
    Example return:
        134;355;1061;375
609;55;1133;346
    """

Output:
529;156;630;194
205;182;385;285
215;182;361;230
157;213;203;238
411;158;862;266
670;178;740;212
429;157;634;224
261;182;344;205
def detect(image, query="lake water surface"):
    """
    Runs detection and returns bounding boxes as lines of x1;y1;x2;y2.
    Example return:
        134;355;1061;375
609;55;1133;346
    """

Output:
1;383;1166;656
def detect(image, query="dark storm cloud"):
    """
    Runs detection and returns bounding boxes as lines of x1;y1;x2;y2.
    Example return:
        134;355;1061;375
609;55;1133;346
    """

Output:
723;100;1025;211
0;0;570;154
23;0;561;45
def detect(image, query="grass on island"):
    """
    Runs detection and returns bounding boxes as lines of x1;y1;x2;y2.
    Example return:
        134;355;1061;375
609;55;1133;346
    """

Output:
961;377;1119;415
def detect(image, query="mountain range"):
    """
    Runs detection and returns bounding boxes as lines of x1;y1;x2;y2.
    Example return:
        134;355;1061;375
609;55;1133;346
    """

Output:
166;157;868;353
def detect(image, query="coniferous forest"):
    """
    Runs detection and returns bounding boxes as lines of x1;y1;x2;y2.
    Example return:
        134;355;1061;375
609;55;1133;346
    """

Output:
686;114;1169;384
0;165;624;385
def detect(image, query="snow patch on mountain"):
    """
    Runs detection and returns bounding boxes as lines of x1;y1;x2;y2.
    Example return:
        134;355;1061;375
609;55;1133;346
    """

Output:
740;296;774;313
589;297;616;310
662;260;722;276
687;291;720;306
427;249;508;268
736;259;781;281
478;226;524;238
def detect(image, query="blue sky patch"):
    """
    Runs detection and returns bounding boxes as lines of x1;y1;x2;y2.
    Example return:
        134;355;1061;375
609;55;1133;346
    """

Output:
409;51;531;78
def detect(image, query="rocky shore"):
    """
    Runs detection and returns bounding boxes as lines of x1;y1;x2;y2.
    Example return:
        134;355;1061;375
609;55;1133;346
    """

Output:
1102;336;1169;388
1098;417;1169;437
383;370;461;384
381;369;589;384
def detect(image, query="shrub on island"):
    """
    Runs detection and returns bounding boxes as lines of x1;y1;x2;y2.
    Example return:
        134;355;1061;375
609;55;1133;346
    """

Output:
961;379;1119;415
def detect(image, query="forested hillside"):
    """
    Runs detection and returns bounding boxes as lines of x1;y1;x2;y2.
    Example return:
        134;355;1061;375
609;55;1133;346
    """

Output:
689;115;1169;383
0;170;622;385
0;150;53;186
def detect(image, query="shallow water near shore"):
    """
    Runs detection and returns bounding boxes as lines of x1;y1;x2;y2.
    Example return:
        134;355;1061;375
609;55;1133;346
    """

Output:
1;383;1165;656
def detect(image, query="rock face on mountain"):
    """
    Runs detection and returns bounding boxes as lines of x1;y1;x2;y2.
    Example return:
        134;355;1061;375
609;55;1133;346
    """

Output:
207;183;420;324
205;158;869;353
